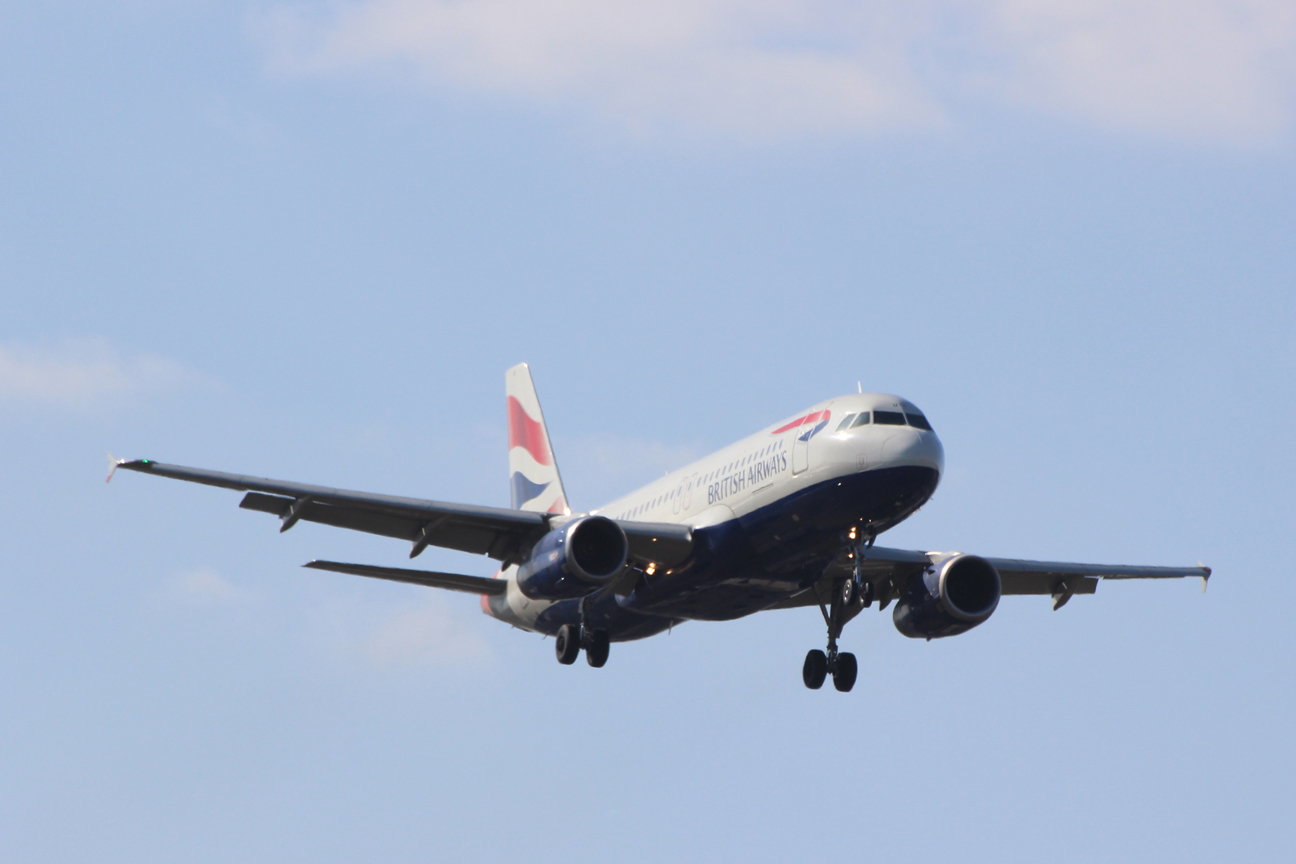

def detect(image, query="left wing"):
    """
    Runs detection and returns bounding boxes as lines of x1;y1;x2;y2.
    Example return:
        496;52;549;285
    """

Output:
769;546;1210;611
985;556;1210;609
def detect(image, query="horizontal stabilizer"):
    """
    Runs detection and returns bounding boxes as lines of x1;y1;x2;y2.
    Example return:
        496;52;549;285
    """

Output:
303;560;507;595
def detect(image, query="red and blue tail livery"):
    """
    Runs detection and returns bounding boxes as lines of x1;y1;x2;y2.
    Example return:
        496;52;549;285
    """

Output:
506;363;569;515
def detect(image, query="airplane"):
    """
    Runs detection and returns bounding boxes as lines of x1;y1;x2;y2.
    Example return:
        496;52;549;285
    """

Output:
113;363;1210;692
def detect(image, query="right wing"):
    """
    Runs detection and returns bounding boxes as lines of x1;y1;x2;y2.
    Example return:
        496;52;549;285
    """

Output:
117;459;549;563
116;459;696;567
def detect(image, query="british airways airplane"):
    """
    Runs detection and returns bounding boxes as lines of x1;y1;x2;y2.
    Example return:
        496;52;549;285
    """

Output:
114;364;1209;692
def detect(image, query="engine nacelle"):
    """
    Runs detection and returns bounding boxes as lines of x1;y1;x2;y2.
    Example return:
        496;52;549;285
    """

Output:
893;554;1001;639
516;515;629;601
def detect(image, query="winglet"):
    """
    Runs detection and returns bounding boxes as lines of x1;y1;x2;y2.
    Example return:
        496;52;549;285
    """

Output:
1200;562;1211;593
106;452;126;483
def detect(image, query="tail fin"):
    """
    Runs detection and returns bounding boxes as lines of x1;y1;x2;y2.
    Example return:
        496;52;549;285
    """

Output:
506;363;570;515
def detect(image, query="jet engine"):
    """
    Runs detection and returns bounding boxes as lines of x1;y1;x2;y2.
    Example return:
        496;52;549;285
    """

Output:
516;515;629;601
893;554;1001;639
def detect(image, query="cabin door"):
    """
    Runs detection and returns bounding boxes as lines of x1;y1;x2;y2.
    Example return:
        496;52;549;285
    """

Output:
791;403;832;475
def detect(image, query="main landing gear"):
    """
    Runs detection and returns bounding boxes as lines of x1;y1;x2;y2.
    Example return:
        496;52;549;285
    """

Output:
804;541;874;693
554;623;610;668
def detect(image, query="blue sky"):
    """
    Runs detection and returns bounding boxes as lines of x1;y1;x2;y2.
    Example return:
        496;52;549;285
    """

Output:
2;2;1294;861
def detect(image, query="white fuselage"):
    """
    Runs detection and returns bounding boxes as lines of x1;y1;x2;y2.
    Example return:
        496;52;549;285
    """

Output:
487;393;945;630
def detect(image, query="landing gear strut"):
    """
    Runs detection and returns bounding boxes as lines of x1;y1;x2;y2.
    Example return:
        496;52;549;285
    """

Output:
803;537;873;692
803;585;860;691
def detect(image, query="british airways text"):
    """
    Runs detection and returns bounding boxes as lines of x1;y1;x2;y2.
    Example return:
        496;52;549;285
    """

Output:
708;451;789;505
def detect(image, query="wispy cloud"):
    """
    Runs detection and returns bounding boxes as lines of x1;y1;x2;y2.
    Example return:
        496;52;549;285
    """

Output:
167;568;256;607
309;585;492;667
254;0;1295;144
0;338;197;407
362;601;490;666
255;0;944;139
984;0;1296;143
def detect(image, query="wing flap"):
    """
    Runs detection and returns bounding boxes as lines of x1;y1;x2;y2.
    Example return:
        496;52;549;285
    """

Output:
998;571;1099;596
303;560;507;595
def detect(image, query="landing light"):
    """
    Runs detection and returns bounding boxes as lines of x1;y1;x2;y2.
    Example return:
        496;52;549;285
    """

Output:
646;563;657;576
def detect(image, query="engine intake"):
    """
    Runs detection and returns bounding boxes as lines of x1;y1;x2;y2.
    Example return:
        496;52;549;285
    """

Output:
516;515;629;601
893;554;1001;639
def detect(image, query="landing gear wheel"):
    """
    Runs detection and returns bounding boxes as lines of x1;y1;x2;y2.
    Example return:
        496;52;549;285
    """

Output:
585;629;610;668
832;652;858;692
803;649;828;689
555;624;581;665
840;578;856;607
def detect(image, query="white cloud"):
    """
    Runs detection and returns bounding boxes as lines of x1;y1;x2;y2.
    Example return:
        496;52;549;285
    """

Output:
0;338;195;407
254;0;945;138
255;0;1296;143
363;600;490;666
168;568;255;607
983;0;1296;142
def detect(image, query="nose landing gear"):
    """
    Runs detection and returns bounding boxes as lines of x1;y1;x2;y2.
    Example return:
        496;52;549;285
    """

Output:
802;620;859;692
803;539;873;692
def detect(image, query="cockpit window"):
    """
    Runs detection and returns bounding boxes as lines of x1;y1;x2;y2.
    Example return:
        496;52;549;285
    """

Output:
874;410;905;425
835;413;858;431
851;412;871;427
905;412;933;431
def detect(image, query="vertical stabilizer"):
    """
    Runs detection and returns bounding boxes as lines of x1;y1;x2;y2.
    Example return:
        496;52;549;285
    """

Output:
506;364;570;515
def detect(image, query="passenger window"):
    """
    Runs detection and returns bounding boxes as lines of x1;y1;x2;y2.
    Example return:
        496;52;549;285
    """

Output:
836;413;858;431
905;412;933;431
852;412;871;427
874;410;905;425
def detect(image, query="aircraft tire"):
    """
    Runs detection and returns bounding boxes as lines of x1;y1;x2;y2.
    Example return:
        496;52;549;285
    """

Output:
833;652;858;692
802;649;828;689
841;578;856;607
555;624;581;665
585;629;610;668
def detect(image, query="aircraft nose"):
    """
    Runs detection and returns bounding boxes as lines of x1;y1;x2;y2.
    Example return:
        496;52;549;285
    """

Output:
881;428;945;475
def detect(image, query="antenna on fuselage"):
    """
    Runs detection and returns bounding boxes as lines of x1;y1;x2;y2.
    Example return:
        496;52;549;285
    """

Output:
857;381;862;394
